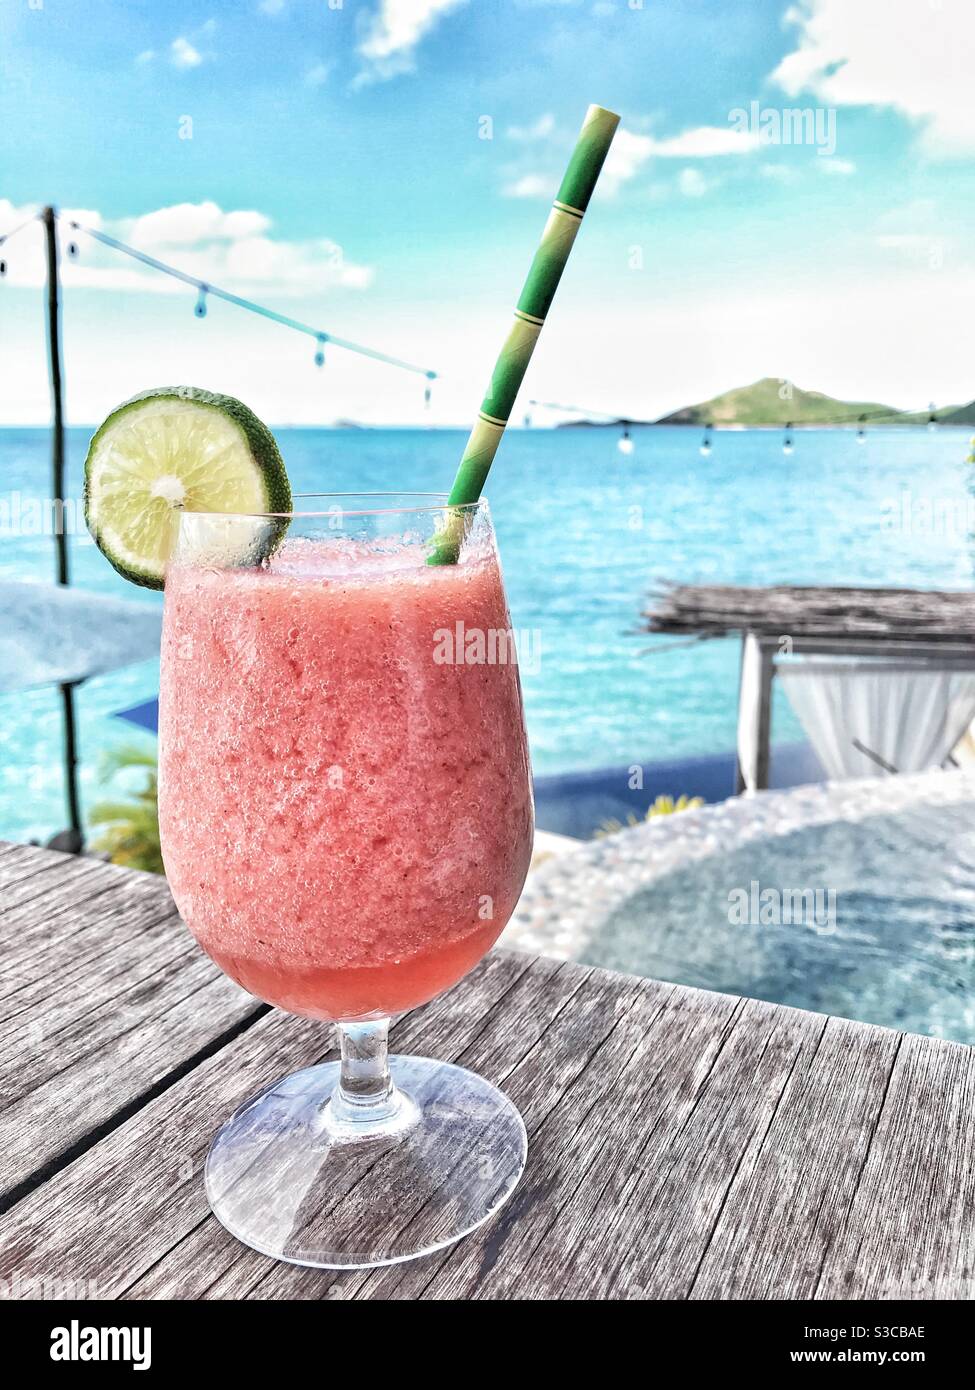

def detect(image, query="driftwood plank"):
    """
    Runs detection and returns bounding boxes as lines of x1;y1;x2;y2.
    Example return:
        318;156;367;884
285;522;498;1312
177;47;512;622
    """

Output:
644;582;975;641
0;843;264;1207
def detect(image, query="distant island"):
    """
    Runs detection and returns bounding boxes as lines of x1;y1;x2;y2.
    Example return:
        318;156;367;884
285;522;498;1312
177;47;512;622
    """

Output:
557;377;974;428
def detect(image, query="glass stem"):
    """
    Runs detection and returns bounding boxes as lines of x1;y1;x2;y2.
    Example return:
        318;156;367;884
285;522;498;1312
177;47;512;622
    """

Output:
327;1017;404;1129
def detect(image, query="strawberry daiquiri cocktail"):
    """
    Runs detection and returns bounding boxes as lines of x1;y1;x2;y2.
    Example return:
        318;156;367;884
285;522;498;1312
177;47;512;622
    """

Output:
159;510;532;1020
157;495;534;1267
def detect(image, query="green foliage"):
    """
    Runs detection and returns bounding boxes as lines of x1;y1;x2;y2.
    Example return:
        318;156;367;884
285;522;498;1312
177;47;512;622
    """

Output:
89;745;163;874
595;793;704;839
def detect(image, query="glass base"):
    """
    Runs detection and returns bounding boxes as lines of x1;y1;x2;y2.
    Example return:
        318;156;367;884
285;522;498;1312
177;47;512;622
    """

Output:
205;1055;528;1269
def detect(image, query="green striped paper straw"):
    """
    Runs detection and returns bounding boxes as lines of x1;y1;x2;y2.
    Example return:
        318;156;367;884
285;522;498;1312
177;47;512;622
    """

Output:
429;103;621;564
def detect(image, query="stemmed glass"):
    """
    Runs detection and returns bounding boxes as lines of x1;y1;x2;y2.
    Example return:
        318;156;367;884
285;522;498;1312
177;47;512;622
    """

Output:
157;494;533;1267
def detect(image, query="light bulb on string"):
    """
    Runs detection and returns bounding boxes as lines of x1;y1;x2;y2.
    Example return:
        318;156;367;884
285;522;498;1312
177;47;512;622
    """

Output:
782;422;794;456
927;402;937;433
523;412;532;429
67;241;79;260
314;333;327;368
617;424;634;456
424;370;436;410
194;285;208;318
856;414;867;445
699;423;712;458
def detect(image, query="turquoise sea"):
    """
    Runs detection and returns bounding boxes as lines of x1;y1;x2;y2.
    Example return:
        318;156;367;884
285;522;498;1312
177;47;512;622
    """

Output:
2;423;974;843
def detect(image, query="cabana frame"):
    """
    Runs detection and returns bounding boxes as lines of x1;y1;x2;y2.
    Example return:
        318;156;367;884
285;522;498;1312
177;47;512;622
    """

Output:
644;584;975;793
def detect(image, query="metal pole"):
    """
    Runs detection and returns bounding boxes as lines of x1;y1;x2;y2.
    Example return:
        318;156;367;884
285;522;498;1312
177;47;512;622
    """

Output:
42;205;83;851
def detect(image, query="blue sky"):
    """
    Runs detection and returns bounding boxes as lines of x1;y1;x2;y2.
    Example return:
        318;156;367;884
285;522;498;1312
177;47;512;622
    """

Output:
1;0;973;424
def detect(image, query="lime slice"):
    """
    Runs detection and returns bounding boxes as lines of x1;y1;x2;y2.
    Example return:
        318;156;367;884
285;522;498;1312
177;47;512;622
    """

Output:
84;387;292;589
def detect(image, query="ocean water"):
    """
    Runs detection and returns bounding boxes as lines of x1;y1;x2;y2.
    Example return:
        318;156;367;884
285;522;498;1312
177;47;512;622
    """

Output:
2;423;974;843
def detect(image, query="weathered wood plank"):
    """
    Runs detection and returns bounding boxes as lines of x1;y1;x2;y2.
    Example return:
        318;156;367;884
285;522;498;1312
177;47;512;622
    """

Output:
0;847;110;926
397;977;747;1300
0;858;177;998
686;1014;902;1300
813;1031;975;1300
8;942;962;1303
3;842;973;1301
125;951;562;1300
233;953;605;1301
0;844;264;1207
0;952;538;1298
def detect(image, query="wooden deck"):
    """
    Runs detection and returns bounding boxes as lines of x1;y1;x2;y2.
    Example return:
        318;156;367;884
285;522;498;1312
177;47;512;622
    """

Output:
1;839;972;1300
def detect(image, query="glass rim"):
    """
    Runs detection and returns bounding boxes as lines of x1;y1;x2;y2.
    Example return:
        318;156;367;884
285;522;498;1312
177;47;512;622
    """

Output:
179;492;489;520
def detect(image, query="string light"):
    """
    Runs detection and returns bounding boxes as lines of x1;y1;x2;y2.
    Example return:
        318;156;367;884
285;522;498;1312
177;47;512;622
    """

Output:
0;211;50;278
0;210;41;282
62;216;438;385
2;213;955;440
424;369;435;409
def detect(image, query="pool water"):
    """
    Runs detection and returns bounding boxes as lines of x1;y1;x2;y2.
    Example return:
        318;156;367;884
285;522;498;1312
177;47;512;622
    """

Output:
592;800;975;1043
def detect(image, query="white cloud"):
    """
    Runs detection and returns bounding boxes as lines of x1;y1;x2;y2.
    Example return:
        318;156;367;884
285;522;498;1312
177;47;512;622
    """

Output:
170;37;204;70
873;200;948;265
507;113;556;142
502;174;557;199
259;0;286;12
819;157;856;175
876;234;931;252
601;125;759;195
600;129;651;191
135;49;155;66
500;122;759;200
0;198;373;297
641;126;762;158
121;202;272;248
305;63;331;88
678;168;709;198
356;0;468;83
876;198;937;233
759;163;798;183
771;0;975;156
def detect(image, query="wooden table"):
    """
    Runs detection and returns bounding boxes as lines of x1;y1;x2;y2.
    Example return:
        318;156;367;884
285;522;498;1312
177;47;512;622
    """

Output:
1;839;972;1300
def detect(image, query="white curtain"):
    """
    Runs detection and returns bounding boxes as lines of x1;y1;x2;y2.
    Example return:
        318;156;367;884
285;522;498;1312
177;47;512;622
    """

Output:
778;658;975;780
